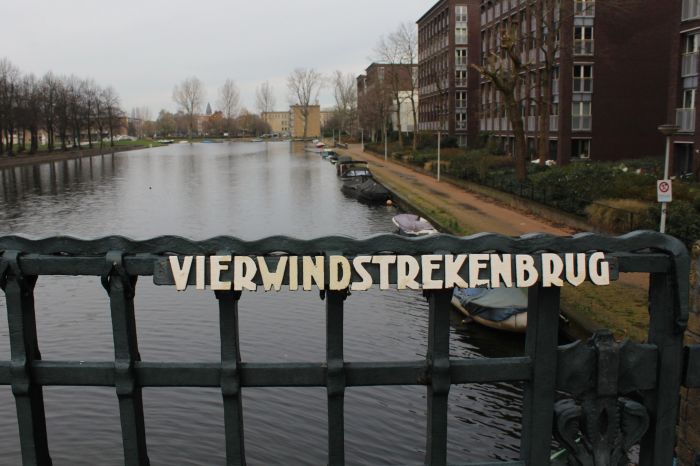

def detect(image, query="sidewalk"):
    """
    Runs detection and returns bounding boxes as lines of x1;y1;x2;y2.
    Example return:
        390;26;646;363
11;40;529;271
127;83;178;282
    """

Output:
342;144;574;236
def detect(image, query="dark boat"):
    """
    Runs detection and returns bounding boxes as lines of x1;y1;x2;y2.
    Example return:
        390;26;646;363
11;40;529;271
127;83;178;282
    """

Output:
337;160;369;178
451;287;528;333
391;214;438;236
341;177;390;203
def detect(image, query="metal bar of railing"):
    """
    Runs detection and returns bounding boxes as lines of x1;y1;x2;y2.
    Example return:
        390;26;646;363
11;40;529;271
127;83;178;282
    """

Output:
3;251;51;466
326;290;347;466
425;289;453;466
103;251;149;466
639;272;685;466
217;290;245;466
520;285;561;465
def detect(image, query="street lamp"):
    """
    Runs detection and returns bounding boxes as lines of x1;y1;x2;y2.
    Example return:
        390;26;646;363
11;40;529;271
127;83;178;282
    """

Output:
657;124;679;233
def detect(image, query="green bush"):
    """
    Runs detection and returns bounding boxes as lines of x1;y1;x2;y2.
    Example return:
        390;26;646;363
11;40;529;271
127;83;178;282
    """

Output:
585;199;655;234
447;149;513;180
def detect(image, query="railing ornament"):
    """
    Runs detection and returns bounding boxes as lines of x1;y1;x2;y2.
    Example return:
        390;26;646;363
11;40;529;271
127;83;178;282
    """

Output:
100;250;137;298
554;331;652;465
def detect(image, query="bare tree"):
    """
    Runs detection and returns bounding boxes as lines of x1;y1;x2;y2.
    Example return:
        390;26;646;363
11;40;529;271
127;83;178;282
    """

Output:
375;23;418;150
287;68;323;139
473;23;529;181
256;81;276;116
0;59;21;155
331;71;357;141
101;86;121;147
393;22;419;151
173;76;205;138
218;78;240;136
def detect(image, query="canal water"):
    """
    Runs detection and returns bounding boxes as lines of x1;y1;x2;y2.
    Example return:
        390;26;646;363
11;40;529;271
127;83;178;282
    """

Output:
0;142;524;465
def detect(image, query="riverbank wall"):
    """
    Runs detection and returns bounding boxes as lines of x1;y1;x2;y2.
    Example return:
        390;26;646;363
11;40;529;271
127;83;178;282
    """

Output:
0;144;147;170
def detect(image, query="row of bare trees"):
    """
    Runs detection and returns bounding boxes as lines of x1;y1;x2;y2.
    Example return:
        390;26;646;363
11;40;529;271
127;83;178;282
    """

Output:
0;58;123;156
169;69;356;141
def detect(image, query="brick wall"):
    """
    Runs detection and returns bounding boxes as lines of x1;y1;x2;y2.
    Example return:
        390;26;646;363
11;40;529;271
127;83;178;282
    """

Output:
678;241;700;466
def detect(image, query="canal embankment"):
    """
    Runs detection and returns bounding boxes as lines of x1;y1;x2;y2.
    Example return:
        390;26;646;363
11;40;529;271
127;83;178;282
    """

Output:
338;143;651;342
0;144;149;169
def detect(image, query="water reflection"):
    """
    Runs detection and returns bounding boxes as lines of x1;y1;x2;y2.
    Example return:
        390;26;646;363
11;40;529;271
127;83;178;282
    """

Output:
0;142;525;465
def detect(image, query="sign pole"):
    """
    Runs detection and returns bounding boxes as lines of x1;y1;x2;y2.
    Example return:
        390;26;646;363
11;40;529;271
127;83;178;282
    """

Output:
657;125;678;233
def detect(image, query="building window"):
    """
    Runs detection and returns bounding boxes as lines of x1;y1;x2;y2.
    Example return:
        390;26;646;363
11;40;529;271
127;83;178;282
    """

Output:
456;112;468;130
572;139;591;159
683;88;696;109
574;26;594;55
456;5;468;22
575;0;595;16
456;48;468;66
572;102;592;131
573;64;593;92
456;91;467;109
683;0;700;20
456;27;468;45
456;70;468;87
378;67;385;82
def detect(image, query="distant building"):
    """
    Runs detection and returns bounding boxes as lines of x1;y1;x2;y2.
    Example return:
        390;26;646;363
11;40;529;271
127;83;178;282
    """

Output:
417;0;480;148
262;111;291;134
290;105;321;139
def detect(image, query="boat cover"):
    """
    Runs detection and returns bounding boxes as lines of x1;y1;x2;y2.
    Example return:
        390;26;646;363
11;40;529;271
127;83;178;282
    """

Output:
392;214;437;235
453;287;527;322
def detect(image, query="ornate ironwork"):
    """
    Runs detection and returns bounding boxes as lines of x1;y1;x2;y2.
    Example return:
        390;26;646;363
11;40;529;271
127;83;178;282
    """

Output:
0;231;693;466
554;331;652;465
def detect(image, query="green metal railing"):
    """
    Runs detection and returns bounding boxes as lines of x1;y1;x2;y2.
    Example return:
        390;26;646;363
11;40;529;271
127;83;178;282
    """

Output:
0;231;695;465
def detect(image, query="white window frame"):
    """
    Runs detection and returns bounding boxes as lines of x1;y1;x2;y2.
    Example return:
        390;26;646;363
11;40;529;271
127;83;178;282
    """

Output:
573;64;593;93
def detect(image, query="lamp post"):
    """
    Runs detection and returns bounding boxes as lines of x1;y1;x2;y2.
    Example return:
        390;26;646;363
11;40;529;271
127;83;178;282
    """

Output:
657;124;678;233
384;127;388;161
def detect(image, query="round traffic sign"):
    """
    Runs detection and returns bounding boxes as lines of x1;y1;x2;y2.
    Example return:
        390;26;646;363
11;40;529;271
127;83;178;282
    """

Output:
659;181;670;193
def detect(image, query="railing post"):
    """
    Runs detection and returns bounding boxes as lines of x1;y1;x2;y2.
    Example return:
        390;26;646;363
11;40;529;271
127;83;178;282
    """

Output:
326;289;347;466
520;284;560;465
102;251;149;466
216;290;246;466
639;272;685;466
425;289;452;466
1;251;52;466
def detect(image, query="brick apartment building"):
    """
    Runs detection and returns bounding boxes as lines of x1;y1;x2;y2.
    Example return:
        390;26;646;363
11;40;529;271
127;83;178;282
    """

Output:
668;0;700;175
415;0;677;165
476;0;675;163
357;63;417;141
417;0;481;148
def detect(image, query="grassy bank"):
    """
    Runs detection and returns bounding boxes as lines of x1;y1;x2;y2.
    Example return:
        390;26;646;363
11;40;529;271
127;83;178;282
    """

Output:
360;148;651;343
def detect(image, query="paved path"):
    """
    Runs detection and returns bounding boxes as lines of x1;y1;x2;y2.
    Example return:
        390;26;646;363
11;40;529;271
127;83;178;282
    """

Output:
340;144;647;291
342;144;575;237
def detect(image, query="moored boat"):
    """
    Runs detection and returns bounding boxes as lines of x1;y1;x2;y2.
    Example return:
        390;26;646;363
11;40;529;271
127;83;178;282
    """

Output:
341;177;390;204
451;287;528;333
338;161;370;179
392;214;438;236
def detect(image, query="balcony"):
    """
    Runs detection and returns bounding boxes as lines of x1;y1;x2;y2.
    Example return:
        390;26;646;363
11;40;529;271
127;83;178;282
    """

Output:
572;115;592;131
575;1;595;16
527;116;537;132
574;39;594;56
550;115;559;132
682;52;699;77
683;0;700;20
676;108;696;133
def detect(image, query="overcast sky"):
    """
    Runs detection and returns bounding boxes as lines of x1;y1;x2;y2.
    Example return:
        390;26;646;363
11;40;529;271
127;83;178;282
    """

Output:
2;0;429;117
